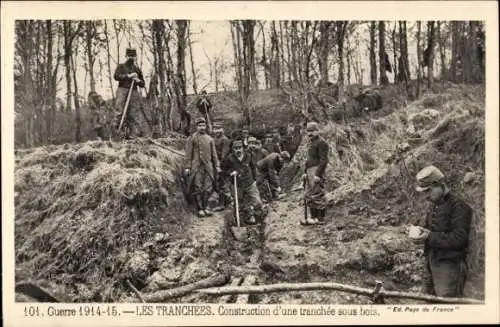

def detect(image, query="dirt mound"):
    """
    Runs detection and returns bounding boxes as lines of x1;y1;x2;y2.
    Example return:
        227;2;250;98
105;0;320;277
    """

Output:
15;136;192;301
281;83;485;299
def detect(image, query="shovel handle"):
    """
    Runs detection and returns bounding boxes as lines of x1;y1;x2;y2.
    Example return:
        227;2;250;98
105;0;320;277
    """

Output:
233;173;240;227
118;80;135;133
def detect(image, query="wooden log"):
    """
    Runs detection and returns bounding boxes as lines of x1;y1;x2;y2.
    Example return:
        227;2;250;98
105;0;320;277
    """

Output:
147;138;185;157
126;279;145;303
220;277;243;303
197;281;483;304
236;275;257;304
142;273;229;303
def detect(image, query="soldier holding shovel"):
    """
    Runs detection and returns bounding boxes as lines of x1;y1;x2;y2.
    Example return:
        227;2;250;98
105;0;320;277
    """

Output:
300;122;329;226
113;48;146;139
221;139;263;226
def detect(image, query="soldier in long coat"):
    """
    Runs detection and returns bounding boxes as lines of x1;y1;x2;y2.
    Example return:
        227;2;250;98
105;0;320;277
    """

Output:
212;122;232;209
113;48;146;139
184;117;221;217
196;90;214;133
301;122;329;225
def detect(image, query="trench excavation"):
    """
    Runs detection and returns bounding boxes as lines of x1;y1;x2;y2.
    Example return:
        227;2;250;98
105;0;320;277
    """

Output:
15;83;485;304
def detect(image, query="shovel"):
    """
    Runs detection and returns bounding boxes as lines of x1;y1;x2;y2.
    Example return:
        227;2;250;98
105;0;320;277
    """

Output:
118;79;135;133
230;171;247;241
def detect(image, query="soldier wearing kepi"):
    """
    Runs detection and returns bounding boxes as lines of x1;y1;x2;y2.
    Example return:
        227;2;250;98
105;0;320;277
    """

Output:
248;137;270;202
222;139;263;225
212;122;232;210
196;90;214;133
113;48;146;139
184;117;221;217
408;165;473;298
301;122;329;225
257;151;291;201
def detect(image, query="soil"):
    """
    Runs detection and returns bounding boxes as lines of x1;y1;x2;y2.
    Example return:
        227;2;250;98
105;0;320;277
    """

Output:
14;82;485;304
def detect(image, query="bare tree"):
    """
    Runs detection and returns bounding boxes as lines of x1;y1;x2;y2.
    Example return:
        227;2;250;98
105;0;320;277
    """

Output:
426;21;436;88
369;21;377;85
187;22;198;94
378;21;389;85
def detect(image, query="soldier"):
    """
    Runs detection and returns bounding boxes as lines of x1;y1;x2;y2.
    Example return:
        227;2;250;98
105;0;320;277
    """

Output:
409;165;473;298
257;151;291;202
248;137;270;202
184;117;221;217
221;138;263;225
242;127;250;149
271;127;284;152
264;130;281;153
113;48;146;139
87;91;111;140
301;122;329;225
212;122;232;210
196;90;213;133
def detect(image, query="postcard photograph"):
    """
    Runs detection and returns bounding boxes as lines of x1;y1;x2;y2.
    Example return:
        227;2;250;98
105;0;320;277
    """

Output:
2;1;499;326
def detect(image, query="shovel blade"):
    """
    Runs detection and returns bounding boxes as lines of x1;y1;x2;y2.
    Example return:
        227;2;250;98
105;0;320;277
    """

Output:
231;227;247;241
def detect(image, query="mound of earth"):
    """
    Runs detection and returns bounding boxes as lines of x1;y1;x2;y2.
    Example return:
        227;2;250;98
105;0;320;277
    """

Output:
14;135;231;302
266;83;485;303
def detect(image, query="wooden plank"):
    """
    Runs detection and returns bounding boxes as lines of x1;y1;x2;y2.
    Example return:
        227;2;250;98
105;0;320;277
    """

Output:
235;275;257;304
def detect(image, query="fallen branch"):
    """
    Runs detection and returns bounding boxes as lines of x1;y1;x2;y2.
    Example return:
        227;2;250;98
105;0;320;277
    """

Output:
15;281;62;303
196;281;482;304
142;273;229;303
126;279;145;303
147;137;185;157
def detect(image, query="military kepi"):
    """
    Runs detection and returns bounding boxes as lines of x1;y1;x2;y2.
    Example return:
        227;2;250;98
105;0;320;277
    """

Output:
415;165;445;192
126;48;137;57
306;122;319;132
195;117;206;125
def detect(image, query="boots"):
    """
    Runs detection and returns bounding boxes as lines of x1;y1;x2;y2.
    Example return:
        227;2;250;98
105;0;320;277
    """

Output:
203;192;213;216
195;195;205;217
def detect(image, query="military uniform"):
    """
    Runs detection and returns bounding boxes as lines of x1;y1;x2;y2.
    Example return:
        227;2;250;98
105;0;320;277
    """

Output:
415;166;473;298
222;141;263;225
257;151;289;200
249;137;270;201
113;48;146;139
304;123;329;223
196;92;213;133
87;91;110;140
212;123;232;208
184;117;220;217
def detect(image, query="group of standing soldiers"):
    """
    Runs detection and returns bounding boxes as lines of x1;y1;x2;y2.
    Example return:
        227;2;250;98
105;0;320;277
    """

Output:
183;116;297;223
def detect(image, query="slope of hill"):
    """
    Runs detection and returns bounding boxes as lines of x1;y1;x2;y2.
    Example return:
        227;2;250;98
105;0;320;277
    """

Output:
14;82;485;303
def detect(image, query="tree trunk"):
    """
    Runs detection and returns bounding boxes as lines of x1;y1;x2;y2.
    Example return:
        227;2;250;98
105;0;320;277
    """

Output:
63;21;73;111
426;21;436;89
392;22;398;81
369;21;377;85
336;22;346;101
378;21;389;85
175;20;188;123
71;41;81;142
437;21;447;80
85;21;96;93
103;20;115;102
317;21;331;84
187;22;198;94
270;21;281;88
46;20;54;143
451;21;459;83
416;21;422;98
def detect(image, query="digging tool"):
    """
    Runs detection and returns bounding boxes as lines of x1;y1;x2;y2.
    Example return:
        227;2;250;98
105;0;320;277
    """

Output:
230;171;247;241
118;79;135;133
201;98;212;133
303;175;309;222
